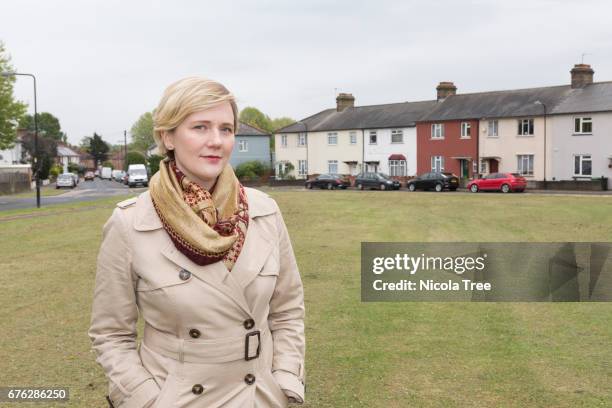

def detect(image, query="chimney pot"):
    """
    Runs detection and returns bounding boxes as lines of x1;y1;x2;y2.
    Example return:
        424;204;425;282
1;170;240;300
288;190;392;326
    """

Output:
570;64;594;88
336;93;355;112
436;81;457;101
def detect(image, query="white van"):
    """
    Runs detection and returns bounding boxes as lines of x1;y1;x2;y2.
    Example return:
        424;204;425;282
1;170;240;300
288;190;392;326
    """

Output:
127;164;148;188
101;167;112;180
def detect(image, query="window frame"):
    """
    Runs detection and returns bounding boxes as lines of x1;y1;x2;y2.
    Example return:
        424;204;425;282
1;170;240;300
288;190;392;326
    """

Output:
460;122;471;139
388;159;407;176
574;117;593;135
327;132;338;146
517;119;535;136
281;134;287;148
349;131;357;145
431;123;444;139
573;154;592;176
487;120;499;138
369;131;377;145
431;155;444;172
516;154;534;176
328;160;338;175
238;139;248;152
391;129;404;144
298;132;307;146
298;159;308;177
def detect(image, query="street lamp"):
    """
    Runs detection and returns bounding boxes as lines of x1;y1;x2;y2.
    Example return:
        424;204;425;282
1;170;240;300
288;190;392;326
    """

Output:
1;71;41;207
534;100;547;183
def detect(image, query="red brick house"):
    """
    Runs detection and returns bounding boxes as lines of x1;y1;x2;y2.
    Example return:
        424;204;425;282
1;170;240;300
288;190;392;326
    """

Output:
416;82;479;179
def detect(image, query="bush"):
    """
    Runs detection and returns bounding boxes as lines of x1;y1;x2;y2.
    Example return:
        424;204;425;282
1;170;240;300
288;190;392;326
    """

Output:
147;154;164;176
102;161;114;170
234;160;270;181
67;162;80;174
49;164;63;178
127;151;147;166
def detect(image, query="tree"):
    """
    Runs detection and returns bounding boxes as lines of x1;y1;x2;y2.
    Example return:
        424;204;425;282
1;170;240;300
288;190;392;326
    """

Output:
87;133;109;168
19;112;67;142
147;154;163;176
270;117;295;132
239;107;272;133
20;131;57;180
0;41;27;150
130;111;154;154
126;151;146;166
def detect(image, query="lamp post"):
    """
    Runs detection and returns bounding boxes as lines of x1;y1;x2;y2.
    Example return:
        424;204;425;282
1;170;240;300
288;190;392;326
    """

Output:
534;100;547;184
1;71;40;207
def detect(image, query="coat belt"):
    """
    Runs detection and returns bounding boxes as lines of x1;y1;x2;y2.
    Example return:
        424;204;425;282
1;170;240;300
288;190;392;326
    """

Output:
142;323;270;364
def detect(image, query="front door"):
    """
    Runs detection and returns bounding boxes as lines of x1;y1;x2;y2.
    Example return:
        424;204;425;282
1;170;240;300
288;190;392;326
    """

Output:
460;160;469;178
490;159;499;173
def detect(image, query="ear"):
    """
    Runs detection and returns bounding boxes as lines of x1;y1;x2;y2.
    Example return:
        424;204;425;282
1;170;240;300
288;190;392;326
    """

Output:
161;130;174;151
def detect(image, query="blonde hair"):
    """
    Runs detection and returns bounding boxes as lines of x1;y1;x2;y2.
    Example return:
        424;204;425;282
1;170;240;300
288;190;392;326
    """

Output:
153;76;239;157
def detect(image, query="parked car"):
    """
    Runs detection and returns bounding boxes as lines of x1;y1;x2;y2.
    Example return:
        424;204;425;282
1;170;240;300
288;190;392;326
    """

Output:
94;169;100;178
406;172;459;192
71;173;80;185
112;170;126;182
84;171;95;181
100;167;113;180
56;173;76;189
127;163;149;187
305;174;350;190
122;173;129;185
467;172;527;193
355;172;401;190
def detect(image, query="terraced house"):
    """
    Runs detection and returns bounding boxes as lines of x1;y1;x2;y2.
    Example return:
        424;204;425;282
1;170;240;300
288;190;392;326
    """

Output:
276;64;612;189
275;93;436;179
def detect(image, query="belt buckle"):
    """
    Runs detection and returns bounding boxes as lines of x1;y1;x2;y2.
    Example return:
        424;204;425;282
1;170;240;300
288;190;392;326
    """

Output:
245;330;261;361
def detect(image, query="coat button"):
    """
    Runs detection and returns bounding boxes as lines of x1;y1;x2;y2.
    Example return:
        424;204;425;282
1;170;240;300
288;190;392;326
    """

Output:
244;374;256;385
192;384;204;395
179;269;191;280
243;318;255;330
189;328;201;338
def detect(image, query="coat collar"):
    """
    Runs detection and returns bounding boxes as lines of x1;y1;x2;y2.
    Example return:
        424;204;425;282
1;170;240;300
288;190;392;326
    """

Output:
133;187;276;231
132;187;278;317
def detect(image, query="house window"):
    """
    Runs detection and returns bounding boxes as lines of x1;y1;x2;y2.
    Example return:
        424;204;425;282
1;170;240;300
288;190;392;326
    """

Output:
480;159;488;174
350;131;357;144
431;124;444;139
391;129;404;143
298;132;307;146
389;159;406;176
281;134;287;147
328;160;338;174
574;117;592;134
431;155;444;172
488;120;498;137
518;119;534;136
517;154;534;176
298;160;308;177
369;131;377;144
238;140;248;152
328;132;338;145
460;122;471;138
574;154;592;176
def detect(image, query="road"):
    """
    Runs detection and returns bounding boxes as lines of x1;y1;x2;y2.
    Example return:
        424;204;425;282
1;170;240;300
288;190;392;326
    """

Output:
0;178;147;211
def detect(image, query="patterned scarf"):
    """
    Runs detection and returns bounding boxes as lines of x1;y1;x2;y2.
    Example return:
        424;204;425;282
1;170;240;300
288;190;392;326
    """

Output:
149;158;249;271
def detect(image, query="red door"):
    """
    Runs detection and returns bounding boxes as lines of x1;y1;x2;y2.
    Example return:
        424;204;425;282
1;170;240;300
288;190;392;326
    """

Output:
490;159;499;173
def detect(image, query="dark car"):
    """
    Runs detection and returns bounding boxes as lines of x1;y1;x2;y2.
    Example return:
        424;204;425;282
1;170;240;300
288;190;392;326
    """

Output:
354;172;400;190
406;172;459;192
84;171;95;181
467;172;527;193
305;174;350;190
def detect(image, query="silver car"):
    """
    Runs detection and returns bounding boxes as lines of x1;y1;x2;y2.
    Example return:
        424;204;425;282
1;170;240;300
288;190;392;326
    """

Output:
56;173;76;189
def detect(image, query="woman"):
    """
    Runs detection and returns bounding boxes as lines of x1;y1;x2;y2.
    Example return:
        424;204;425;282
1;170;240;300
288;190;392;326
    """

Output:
89;77;305;408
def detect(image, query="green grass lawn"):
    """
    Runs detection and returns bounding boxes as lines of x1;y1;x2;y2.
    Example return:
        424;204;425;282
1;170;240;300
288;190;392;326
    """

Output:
0;190;611;407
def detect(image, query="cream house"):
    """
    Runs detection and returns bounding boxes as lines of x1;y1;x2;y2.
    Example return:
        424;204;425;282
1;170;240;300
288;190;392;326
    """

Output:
275;93;436;179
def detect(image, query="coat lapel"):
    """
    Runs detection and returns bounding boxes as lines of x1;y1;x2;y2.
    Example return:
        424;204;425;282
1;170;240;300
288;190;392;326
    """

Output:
135;188;278;317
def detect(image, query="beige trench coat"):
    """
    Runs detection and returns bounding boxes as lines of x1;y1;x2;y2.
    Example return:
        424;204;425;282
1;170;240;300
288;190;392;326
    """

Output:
89;187;305;408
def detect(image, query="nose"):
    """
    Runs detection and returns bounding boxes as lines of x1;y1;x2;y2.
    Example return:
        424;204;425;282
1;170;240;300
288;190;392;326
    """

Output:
206;127;223;148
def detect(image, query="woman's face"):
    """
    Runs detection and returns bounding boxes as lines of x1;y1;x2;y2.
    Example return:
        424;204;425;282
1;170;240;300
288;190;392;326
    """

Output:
162;102;235;190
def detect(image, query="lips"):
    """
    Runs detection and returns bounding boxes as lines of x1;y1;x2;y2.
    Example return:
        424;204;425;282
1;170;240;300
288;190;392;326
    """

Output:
201;155;222;163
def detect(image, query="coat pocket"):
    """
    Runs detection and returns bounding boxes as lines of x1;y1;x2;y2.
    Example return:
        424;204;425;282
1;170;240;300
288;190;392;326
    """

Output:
136;268;193;292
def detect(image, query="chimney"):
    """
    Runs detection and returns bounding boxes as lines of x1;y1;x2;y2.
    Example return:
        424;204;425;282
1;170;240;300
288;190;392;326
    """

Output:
336;93;355;112
570;64;594;88
436;82;457;101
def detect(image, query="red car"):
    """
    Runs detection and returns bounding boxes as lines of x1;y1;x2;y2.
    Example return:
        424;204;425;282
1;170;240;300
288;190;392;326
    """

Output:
467;172;527;193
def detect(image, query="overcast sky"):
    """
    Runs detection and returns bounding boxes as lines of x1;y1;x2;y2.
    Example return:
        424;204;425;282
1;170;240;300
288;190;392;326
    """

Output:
1;0;611;146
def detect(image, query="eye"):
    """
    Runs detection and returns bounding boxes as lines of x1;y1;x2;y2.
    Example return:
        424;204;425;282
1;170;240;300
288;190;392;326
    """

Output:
222;127;234;134
193;125;207;130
